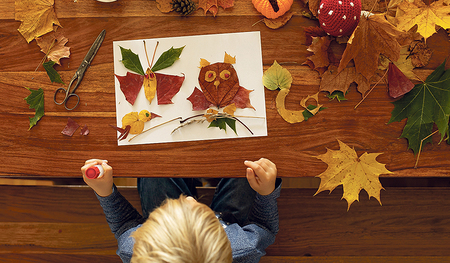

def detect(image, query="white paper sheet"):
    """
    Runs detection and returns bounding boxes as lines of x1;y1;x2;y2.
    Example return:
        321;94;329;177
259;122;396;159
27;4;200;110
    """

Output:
113;32;267;146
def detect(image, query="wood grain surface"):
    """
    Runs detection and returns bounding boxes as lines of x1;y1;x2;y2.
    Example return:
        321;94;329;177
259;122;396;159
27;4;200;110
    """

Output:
1;0;449;178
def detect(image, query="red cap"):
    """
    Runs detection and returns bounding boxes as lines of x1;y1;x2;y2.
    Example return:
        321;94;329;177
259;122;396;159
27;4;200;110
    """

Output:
86;166;101;179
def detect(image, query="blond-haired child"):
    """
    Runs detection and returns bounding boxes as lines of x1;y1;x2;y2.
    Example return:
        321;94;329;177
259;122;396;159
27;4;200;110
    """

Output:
82;158;281;263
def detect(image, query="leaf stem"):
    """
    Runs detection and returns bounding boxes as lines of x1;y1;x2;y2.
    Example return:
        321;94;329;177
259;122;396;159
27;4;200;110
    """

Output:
354;68;389;109
128;117;181;142
414;130;438;168
143;40;159;69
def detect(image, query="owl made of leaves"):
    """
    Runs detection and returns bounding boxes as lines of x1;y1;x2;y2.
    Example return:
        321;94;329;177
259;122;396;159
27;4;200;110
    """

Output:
198;54;240;108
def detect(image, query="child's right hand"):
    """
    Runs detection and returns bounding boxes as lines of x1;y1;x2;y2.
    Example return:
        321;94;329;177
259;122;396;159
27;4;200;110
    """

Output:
81;159;113;197
244;158;277;196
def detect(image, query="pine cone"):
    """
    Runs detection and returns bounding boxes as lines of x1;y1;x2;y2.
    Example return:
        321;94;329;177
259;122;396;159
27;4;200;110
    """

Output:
172;0;197;16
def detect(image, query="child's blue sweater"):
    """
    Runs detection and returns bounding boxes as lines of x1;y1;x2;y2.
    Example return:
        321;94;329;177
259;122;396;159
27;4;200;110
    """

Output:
96;181;281;263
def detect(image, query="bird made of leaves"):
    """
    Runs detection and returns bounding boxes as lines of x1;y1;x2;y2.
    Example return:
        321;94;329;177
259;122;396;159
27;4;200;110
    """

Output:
314;140;393;210
388;60;450;154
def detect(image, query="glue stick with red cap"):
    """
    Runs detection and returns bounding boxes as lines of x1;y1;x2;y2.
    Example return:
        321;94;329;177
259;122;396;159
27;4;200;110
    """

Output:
86;164;104;179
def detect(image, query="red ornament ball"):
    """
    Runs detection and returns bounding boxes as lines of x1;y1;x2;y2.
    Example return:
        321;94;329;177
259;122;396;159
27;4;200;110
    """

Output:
318;0;361;37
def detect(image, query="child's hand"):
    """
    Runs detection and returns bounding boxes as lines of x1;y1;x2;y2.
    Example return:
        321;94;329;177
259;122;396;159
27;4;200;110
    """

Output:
244;158;277;196
81;159;113;197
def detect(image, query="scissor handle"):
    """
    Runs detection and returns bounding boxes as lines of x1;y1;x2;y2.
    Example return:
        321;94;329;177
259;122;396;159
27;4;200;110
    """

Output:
54;87;70;105
64;93;80;111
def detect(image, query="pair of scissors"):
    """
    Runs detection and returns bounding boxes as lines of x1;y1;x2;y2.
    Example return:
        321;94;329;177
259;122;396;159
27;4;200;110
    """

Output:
54;30;106;110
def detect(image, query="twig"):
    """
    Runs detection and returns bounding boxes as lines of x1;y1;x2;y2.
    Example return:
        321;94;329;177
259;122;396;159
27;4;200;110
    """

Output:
143;40;159;69
354;68;389;109
252;19;264;27
414;130;438;168
128;117;181;142
171;119;206;134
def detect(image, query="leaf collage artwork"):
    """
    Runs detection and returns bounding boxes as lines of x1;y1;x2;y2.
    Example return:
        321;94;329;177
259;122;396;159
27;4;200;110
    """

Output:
113;32;267;146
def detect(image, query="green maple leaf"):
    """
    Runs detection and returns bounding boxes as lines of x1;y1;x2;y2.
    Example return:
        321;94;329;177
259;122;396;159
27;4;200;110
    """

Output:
24;87;45;130
327;91;348;102
151;46;185;72
208;117;237;135
119;46;145;75
388;61;450;154
43;61;65;84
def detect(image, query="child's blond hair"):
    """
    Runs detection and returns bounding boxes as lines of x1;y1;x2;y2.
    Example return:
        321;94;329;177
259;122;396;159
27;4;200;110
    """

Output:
131;196;232;263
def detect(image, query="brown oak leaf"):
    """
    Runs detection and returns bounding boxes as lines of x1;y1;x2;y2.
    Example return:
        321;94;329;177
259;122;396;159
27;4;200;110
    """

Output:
338;13;407;81
36;31;70;65
198;0;234;16
306;36;331;69
320;66;369;95
409;40;432;68
15;0;62;43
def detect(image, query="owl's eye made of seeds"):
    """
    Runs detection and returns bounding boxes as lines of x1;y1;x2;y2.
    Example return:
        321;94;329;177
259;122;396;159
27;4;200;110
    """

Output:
205;71;216;82
220;70;231;80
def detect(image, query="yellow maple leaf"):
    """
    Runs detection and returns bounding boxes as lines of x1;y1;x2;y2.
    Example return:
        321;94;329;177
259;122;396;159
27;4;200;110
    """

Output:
314;140;393;210
15;0;62;43
396;0;450;40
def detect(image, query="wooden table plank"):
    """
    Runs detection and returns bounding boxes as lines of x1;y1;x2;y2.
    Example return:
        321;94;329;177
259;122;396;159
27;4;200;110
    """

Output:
1;3;450;178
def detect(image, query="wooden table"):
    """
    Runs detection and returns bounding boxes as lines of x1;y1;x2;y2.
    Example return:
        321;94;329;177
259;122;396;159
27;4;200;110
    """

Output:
1;0;449;178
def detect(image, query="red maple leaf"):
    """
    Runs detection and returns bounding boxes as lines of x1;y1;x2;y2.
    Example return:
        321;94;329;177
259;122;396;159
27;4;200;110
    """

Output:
155;73;185;105
115;72;144;105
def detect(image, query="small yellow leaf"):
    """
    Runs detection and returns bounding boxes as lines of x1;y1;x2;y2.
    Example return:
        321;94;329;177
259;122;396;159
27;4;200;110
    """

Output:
144;68;157;104
204;108;219;122
314;140;393;210
224;52;236;64
276;89;305;123
263;60;293;91
223;103;236;116
199;58;210;68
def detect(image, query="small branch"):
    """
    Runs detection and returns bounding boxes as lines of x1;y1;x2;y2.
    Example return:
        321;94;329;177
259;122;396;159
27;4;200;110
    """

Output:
414;130;439;168
354;69;389;109
252;19;264;27
128;117;181;142
232;116;254;135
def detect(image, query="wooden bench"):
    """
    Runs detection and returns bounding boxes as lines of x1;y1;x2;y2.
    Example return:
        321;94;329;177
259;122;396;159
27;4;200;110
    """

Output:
1;185;450;262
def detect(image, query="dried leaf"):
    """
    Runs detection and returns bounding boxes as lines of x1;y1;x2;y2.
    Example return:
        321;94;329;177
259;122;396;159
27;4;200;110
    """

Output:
314;139;393;210
198;61;240;108
224;52;236;64
409;40;432;68
223;103;237;116
80;124;90;136
144;69;157;104
304;26;327;46
198;0;234;16
115;72;144;105
24;87;45;130
276;89;305;123
263;11;294;29
155;72;185;105
187;87;213;111
262;60;293;90
338;13;406;81
36;31;70;65
320;66;369;96
61;117;80;136
306;36;331;69
230;86;254;109
388;62;415;98
156;0;174;13
396;0;450;40
15;0;62;43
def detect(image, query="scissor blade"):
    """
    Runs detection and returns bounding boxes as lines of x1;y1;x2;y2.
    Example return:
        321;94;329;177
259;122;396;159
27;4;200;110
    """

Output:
82;29;106;67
